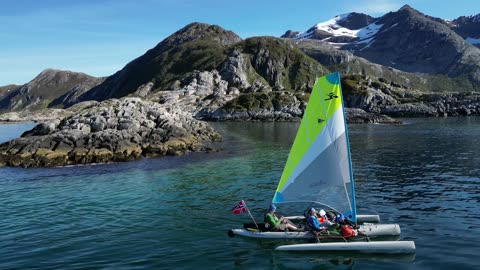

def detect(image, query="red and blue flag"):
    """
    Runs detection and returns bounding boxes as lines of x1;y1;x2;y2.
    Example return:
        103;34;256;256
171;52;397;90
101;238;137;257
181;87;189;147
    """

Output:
231;200;247;215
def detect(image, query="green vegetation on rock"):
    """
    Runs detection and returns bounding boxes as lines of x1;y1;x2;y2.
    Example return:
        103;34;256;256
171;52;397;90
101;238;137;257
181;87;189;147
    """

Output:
223;92;272;112
236;37;328;91
156;39;228;86
341;75;369;96
222;91;302;113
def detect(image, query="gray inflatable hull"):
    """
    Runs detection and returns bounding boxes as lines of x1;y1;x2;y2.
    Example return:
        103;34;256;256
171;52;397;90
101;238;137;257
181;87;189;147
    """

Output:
230;223;401;239
275;241;416;254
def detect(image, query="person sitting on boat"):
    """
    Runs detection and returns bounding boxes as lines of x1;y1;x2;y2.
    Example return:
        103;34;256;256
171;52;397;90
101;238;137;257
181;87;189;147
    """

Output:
264;204;301;232
337;214;356;227
316;209;335;228
307;208;330;232
336;215;368;238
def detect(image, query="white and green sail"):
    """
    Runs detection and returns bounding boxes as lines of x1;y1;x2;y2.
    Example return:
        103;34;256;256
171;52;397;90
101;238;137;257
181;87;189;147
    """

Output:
272;72;357;222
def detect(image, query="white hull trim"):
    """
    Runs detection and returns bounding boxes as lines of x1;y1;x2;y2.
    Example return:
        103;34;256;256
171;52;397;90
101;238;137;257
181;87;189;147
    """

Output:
275;241;416;254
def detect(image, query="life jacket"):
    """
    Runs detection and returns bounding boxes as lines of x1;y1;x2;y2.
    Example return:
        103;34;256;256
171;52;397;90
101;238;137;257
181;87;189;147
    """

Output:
317;217;325;223
340;225;357;238
264;214;272;230
264;213;280;230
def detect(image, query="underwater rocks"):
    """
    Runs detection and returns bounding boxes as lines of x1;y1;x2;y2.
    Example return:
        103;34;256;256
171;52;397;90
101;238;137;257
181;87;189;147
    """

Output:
0;98;220;168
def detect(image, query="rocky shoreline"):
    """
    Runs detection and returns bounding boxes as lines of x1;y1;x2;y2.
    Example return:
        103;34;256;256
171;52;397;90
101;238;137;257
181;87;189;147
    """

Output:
0;104;402;125
345;83;480;118
0;98;220;168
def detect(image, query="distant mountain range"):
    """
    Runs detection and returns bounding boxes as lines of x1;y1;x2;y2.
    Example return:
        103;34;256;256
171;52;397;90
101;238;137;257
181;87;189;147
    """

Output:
1;5;479;119
283;6;480;49
282;5;480;83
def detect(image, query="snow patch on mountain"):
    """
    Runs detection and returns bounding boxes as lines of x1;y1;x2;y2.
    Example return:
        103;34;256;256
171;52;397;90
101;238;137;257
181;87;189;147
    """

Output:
296;13;383;47
297;14;356;38
466;37;480;45
355;22;384;43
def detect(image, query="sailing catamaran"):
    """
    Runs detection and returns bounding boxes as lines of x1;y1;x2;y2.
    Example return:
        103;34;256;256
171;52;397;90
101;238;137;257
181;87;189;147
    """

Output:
229;72;415;253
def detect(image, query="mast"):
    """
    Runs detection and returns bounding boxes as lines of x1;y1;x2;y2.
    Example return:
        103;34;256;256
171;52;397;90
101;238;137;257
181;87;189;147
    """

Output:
337;72;357;222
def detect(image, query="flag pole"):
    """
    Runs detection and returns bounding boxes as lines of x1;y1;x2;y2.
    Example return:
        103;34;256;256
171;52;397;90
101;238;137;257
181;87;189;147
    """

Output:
242;200;260;231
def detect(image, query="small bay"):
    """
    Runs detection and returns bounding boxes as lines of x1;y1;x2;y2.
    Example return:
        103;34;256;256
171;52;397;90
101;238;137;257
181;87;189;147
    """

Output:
0;118;479;269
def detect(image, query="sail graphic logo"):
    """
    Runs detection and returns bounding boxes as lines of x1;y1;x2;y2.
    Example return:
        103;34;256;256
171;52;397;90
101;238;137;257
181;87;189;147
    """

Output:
325;92;339;101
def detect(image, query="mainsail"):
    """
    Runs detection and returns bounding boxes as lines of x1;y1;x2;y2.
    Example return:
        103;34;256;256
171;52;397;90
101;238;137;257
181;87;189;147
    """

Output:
272;72;357;222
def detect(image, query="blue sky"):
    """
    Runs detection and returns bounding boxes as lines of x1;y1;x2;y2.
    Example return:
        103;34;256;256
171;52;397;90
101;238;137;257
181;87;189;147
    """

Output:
1;0;478;86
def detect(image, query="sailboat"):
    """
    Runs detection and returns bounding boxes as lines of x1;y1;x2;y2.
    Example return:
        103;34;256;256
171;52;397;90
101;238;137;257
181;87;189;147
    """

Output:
229;72;415;253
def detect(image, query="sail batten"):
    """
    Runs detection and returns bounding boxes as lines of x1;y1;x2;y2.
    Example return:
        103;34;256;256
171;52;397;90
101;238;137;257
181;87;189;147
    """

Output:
272;72;356;221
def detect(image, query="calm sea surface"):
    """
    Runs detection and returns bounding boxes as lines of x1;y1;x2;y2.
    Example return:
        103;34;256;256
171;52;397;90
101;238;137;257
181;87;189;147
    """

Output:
0;118;479;269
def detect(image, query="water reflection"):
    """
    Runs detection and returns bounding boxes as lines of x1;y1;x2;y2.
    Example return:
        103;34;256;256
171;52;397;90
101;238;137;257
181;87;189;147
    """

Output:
273;251;416;269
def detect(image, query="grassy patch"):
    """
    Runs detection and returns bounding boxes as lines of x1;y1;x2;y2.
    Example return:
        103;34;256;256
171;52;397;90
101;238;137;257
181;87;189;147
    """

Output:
222;92;274;112
341;75;368;96
154;39;228;87
236;37;328;91
222;91;303;112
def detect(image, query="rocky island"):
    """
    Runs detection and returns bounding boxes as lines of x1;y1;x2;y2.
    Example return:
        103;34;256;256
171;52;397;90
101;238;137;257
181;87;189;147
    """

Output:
0;98;220;167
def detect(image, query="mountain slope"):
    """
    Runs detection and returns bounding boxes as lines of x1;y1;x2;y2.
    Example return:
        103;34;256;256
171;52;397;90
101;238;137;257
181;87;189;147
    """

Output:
78;23;328;104
451;14;480;48
284;5;480;90
232;37;327;90
79;23;242;101
0;69;103;112
121;34;328;120
0;85;20;99
352;6;478;76
285;39;428;89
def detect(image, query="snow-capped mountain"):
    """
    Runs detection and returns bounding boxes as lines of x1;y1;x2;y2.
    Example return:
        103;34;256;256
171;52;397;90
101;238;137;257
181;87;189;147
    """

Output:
282;5;480;86
285;8;480;50
284;5;480;74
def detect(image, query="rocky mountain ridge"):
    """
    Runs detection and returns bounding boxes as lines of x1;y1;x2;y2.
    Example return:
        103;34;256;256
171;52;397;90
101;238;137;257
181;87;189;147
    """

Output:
450;14;480;48
283;5;480;89
70;24;333;121
78;23;243;102
284;6;480;51
0;69;104;112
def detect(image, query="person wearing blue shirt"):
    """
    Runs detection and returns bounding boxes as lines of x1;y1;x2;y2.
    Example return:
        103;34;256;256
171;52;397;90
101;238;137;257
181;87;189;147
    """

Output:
306;208;328;232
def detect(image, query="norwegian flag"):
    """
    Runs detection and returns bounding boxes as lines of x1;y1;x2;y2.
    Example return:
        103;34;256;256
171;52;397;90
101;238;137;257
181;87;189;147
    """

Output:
231;200;247;215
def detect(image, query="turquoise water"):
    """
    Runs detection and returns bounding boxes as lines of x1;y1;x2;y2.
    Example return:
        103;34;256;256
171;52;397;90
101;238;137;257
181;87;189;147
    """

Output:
0;118;479;269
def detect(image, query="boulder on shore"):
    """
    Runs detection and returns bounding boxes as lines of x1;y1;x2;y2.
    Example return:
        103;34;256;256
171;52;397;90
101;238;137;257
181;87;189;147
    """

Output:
0;98;221;168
